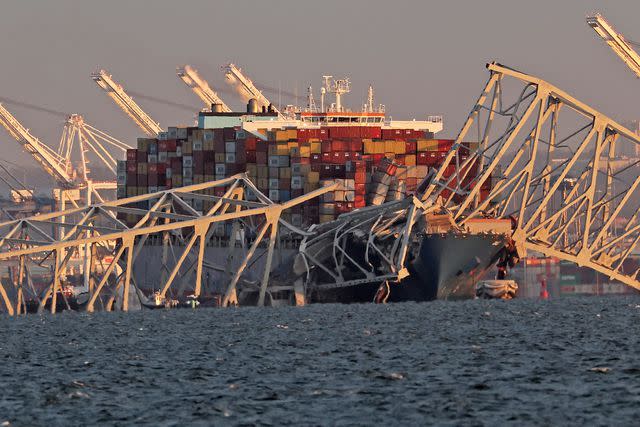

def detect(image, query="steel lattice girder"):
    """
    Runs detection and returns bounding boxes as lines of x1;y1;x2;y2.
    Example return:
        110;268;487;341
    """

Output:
0;173;336;314
423;62;640;291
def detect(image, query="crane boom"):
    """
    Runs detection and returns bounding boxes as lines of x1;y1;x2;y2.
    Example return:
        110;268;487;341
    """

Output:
91;69;163;136
587;13;640;78
177;65;231;112
0;104;74;187
223;63;280;115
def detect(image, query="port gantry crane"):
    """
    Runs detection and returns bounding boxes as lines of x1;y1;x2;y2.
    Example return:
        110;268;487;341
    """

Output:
587;13;640;78
91;69;163;137
223;63;281;116
0;102;131;204
177;65;231;112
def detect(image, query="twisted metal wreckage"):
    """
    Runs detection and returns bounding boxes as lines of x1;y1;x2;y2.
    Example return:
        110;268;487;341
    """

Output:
1;62;640;314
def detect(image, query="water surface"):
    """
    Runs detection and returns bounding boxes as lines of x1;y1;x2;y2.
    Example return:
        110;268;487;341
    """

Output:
1;296;639;425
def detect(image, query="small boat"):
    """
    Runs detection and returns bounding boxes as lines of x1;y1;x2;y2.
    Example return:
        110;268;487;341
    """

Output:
475;280;518;299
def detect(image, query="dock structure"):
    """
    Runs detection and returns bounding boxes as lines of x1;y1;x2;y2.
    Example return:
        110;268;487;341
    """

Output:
0;174;335;314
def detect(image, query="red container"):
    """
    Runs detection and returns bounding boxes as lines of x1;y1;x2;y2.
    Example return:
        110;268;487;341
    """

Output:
246;151;256;163
245;137;257;151
157;163;166;174
136;151;147;162
147;173;157;186
321;141;332;153
126;161;137;173
256;140;268;153
438;139;454;151
350;139;363;151
382;129;402;139
367;127;382;139
332;152;345;164
321;152;331;163
171;158;183;173
311;153;321;163
372;153;385;163
332;140;348;152
297;129;309;142
159;139;177;152
256;152;267;164
417;152;429;165
311;162;322;172
126;149;137;161
204;162;215;175
405;141;417;153
223;127;236;141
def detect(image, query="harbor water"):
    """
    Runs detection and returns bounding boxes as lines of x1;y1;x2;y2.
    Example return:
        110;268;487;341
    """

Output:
1;295;639;425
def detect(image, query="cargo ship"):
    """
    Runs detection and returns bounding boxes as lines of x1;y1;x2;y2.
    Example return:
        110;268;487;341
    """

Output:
115;78;507;306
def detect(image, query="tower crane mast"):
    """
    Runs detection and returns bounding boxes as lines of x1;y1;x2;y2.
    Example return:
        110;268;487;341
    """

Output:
0;104;74;187
587;13;640;78
177;65;231;112
91;69;162;136
223;63;281;115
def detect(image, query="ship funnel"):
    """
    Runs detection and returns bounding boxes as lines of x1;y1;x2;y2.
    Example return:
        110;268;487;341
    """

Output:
211;103;224;113
247;98;259;113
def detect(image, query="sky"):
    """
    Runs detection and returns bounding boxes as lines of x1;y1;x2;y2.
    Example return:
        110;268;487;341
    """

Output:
1;0;640;179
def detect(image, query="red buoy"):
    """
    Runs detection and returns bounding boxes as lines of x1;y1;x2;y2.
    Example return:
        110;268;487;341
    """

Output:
539;279;549;300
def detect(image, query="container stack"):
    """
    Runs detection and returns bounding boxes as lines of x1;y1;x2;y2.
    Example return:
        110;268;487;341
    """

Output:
117;123;480;227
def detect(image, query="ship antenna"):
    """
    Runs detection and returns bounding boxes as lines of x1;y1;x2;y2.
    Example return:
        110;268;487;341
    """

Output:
307;86;317;112
367;85;374;113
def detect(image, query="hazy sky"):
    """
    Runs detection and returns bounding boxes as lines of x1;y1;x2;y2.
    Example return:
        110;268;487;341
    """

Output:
1;0;639;169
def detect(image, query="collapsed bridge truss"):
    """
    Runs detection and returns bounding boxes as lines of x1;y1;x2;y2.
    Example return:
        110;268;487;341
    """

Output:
0;174;334;314
424;62;640;291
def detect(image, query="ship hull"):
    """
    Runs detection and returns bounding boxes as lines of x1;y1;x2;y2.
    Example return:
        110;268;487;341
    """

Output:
308;232;508;304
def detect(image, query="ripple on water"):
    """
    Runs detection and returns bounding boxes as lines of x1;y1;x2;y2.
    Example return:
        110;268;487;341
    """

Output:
0;295;639;425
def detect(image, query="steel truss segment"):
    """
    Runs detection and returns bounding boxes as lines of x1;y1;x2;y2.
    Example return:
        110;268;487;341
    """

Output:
0;175;336;313
428;61;640;290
